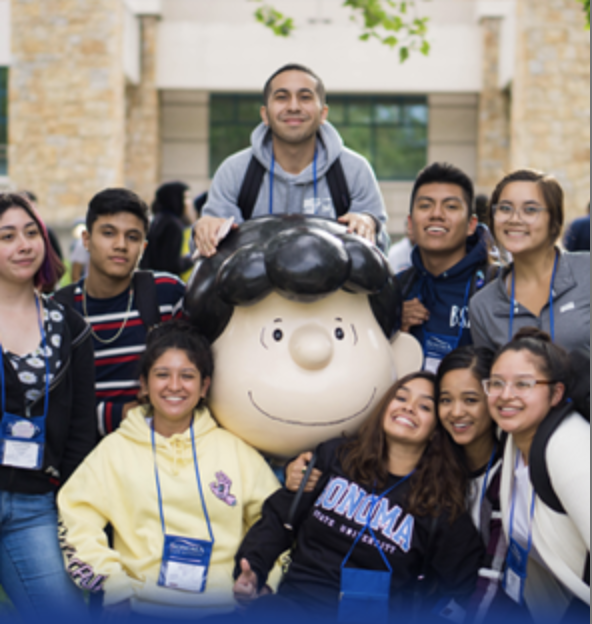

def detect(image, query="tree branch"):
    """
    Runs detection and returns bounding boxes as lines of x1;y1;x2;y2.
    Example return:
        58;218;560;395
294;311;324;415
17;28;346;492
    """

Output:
250;0;431;61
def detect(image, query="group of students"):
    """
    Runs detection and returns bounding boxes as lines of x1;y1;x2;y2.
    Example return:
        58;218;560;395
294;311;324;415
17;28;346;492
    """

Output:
0;59;589;624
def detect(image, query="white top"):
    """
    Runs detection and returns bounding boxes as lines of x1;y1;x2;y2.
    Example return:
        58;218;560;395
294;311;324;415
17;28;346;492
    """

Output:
512;454;534;551
388;237;413;274
468;458;501;531
499;413;590;621
70;237;90;265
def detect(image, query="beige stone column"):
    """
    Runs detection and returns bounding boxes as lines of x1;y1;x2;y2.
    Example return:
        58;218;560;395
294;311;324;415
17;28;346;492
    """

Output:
8;0;126;224
477;17;510;193
124;15;160;204
511;0;590;220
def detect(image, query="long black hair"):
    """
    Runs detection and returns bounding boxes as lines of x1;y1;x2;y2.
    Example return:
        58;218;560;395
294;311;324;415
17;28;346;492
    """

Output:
437;346;498;474
340;372;468;522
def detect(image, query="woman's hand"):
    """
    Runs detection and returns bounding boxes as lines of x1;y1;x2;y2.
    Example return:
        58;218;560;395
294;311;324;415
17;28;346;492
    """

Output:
233;559;264;606
285;452;322;493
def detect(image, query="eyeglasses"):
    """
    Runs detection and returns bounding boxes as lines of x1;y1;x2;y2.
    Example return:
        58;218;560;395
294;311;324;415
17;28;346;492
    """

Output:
482;378;556;397
492;203;548;223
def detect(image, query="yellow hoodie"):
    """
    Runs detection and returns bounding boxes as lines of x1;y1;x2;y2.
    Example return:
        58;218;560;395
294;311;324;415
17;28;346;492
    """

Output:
57;405;280;618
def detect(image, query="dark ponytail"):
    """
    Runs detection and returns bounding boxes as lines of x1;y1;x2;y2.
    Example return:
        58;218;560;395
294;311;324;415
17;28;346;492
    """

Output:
437;345;494;386
492;328;572;397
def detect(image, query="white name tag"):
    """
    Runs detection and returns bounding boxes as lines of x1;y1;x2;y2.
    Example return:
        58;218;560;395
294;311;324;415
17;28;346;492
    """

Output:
424;357;441;374
2;440;41;469
560;302;575;313
504;567;524;604
164;561;206;593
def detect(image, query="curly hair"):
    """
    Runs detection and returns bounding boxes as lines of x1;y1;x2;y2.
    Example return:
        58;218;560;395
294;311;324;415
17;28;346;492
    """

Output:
339;372;468;522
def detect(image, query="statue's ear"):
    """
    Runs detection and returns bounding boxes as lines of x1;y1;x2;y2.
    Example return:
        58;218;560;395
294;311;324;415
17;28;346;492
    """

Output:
389;332;424;378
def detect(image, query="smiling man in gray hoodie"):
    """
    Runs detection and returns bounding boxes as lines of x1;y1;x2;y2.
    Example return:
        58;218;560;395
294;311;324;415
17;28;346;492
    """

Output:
194;64;388;257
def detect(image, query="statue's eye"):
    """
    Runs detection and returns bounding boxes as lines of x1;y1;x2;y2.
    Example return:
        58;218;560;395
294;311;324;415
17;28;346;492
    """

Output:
335;328;345;341
273;329;284;342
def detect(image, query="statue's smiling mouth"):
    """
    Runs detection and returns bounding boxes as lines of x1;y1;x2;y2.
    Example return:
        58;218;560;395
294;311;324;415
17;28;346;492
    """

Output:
248;388;377;427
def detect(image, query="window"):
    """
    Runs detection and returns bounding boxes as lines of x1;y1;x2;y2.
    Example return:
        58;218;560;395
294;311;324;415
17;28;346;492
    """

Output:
209;93;428;181
0;68;7;176
210;95;262;177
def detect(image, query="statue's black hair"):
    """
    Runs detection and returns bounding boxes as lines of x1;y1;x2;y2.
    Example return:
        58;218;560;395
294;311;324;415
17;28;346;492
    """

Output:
185;216;403;343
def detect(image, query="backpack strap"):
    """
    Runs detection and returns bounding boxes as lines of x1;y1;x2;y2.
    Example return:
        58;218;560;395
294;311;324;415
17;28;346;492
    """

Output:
237;155;352;221
53;283;77;309
237;156;266;221
132;271;160;332
397;267;418;300
528;402;574;514
325;158;351;218
568;349;590;420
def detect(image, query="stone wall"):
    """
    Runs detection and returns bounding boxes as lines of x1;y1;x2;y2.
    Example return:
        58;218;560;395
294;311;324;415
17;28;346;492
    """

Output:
511;0;590;219
124;15;160;205
160;90;209;194
8;0;125;224
477;17;510;194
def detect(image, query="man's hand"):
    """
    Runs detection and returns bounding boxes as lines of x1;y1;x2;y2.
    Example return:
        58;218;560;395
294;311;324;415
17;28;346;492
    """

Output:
285;452;322;493
401;298;430;333
337;213;376;244
193;216;236;258
233;559;261;606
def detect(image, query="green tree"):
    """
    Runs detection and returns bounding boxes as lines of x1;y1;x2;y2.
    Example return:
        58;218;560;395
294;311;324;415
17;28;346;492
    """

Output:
251;0;430;63
578;0;590;28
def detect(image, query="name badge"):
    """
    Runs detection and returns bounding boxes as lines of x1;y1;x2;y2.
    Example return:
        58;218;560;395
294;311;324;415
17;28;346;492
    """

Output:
0;412;44;470
423;333;457;374
503;538;529;605
338;568;390;624
1;440;43;470
158;535;213;594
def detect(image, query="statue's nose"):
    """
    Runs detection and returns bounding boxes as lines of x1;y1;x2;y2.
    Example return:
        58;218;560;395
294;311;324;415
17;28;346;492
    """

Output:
289;324;334;371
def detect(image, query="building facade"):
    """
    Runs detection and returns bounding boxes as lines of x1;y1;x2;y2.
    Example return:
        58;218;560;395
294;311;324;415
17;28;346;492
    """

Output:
1;0;589;235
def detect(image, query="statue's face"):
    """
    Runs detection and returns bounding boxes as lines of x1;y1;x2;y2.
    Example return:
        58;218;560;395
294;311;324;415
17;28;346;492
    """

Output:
209;290;401;459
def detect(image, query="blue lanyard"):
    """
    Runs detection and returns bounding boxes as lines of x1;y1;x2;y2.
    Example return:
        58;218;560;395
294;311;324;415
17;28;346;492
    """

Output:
478;448;497;531
151;419;215;544
508;452;536;554
269;149;318;215
509;252;559;342
342;471;414;573
0;295;50;420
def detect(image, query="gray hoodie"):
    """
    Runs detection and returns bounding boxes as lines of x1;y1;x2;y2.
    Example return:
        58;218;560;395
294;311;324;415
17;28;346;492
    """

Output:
203;121;388;248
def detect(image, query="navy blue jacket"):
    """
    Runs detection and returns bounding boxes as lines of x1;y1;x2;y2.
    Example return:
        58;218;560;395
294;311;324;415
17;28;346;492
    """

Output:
563;215;590;252
397;225;491;351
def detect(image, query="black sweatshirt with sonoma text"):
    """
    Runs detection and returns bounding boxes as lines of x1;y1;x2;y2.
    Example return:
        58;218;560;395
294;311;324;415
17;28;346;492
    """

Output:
235;438;484;613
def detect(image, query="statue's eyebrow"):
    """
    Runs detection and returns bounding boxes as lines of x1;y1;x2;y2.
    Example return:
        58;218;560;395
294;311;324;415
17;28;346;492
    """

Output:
335;317;343;322
274;318;283;323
